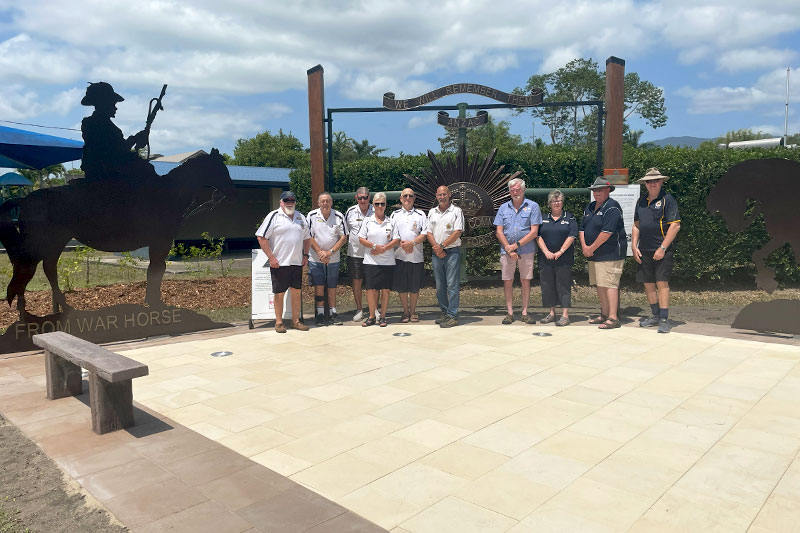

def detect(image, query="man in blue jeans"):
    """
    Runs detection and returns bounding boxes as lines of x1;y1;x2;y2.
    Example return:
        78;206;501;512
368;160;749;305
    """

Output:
427;186;464;328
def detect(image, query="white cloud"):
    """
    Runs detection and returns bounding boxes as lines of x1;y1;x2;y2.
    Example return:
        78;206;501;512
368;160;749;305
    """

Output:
107;92;291;153
0;85;84;120
0;34;87;84
343;74;433;102
677;66;799;114
716;48;797;73
407;114;435;129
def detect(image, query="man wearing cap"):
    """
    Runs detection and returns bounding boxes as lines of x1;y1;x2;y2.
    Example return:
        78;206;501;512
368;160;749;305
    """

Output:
494;177;542;324
80;82;157;181
255;191;311;333
580;177;627;329
344;187;373;321
307;192;347;326
632;168;681;333
427;185;464;328
390;188;428;323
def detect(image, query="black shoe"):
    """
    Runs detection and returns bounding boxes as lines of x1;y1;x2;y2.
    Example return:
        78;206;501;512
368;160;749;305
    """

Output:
657;319;671;334
315;314;325;326
330;312;343;326
434;313;447;324
639;316;659;328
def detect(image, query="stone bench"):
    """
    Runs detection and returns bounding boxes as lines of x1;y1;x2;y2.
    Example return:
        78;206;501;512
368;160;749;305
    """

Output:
32;331;149;435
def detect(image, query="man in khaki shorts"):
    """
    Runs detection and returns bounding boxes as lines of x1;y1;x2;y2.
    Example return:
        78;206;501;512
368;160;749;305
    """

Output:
579;177;627;329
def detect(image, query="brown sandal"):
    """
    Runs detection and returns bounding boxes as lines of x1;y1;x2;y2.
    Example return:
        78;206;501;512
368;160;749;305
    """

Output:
409;313;420;323
401;314;410;323
598;318;621;329
588;314;607;325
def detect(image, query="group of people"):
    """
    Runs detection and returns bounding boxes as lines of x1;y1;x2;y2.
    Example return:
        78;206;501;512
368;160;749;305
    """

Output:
255;168;679;334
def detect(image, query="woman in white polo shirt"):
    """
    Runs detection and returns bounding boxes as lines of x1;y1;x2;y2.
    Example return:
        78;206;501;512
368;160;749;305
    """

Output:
358;192;399;327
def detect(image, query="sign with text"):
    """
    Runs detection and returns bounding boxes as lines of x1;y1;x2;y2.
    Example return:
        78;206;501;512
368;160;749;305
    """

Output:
437;110;488;129
609;185;639;256
384;84;543;110
251;249;291;321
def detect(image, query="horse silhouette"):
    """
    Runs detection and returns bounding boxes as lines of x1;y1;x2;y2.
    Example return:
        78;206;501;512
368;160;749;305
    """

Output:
0;148;234;317
706;158;800;293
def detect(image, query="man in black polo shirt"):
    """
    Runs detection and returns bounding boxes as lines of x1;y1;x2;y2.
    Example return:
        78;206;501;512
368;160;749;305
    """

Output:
632;168;681;333
580;178;627;329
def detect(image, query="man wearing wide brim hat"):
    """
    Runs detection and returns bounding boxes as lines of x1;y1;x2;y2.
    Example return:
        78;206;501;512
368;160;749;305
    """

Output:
80;81;154;181
579;177;627;329
632;167;681;333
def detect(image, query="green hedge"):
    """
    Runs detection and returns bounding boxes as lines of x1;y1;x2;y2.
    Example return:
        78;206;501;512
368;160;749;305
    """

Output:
290;147;800;286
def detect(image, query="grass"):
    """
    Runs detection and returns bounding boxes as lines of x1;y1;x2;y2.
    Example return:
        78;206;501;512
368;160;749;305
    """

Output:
0;500;27;533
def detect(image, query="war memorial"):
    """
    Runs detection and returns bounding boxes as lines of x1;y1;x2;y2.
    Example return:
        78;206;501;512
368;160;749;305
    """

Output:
1;56;799;532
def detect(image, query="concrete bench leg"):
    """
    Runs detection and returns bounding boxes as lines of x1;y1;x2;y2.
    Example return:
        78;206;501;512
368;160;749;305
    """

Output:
88;374;135;434
44;350;83;400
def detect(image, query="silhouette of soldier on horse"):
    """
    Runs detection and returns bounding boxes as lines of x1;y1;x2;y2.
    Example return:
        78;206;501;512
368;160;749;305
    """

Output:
0;82;234;319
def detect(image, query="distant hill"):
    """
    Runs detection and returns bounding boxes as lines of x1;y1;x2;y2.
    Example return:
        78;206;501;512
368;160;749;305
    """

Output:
645;136;712;148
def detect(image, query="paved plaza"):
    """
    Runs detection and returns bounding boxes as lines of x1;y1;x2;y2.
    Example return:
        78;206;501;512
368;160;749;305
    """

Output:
2;319;800;532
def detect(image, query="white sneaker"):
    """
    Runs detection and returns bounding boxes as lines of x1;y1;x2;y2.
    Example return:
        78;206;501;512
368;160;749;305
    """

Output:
353;309;365;322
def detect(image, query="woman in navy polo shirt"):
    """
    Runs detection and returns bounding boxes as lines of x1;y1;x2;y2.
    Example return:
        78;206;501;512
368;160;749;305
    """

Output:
537;190;578;326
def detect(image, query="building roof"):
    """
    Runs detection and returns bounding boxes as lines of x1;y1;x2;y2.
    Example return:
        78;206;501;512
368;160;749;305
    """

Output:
150;161;291;188
152;150;207;163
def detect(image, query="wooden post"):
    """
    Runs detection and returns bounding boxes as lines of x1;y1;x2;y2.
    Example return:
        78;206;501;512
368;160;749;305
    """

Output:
44;350;82;399
604;57;625;171
89;374;134;434
307;65;325;209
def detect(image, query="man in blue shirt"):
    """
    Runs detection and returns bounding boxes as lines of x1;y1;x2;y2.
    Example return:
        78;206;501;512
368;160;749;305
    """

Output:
494;178;542;324
580;177;627;329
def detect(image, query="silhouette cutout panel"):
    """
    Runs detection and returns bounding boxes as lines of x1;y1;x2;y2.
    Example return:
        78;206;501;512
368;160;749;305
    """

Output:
706;158;800;335
0;83;235;352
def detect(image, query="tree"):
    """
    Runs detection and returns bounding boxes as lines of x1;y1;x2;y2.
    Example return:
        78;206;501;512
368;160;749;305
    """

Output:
230;129;309;168
438;115;525;157
516;58;667;146
18;163;66;189
331;131;386;161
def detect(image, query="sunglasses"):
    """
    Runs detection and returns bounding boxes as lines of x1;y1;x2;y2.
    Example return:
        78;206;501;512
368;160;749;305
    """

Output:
373;202;386;206
357;196;369;200
282;199;296;204
402;194;415;198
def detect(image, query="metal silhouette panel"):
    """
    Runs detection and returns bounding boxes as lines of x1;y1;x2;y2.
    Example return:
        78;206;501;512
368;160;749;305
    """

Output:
706;158;800;335
0;83;235;352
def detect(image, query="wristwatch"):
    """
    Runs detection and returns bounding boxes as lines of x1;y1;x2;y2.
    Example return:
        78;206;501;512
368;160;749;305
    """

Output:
372;243;378;250
659;245;667;251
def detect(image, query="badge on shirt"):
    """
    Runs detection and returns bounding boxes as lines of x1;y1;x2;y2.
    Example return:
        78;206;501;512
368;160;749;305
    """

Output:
655;200;662;208
446;223;452;230
561;219;568;224
412;221;418;232
597;211;602;216
523;206;529;212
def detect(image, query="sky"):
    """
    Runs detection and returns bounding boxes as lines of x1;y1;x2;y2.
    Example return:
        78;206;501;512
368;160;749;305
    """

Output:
1;0;799;169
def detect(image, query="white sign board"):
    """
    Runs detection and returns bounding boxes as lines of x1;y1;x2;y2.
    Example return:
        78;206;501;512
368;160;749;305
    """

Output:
251;249;291;320
609;184;639;257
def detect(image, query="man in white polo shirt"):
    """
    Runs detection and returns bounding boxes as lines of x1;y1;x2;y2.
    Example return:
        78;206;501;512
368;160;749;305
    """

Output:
308;191;347;326
255;191;311;333
390;188;428;323
427;185;464;328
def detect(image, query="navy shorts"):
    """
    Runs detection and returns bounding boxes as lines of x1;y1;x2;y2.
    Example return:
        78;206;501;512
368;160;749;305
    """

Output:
636;249;674;283
270;265;302;294
347;256;365;280
308;261;340;287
